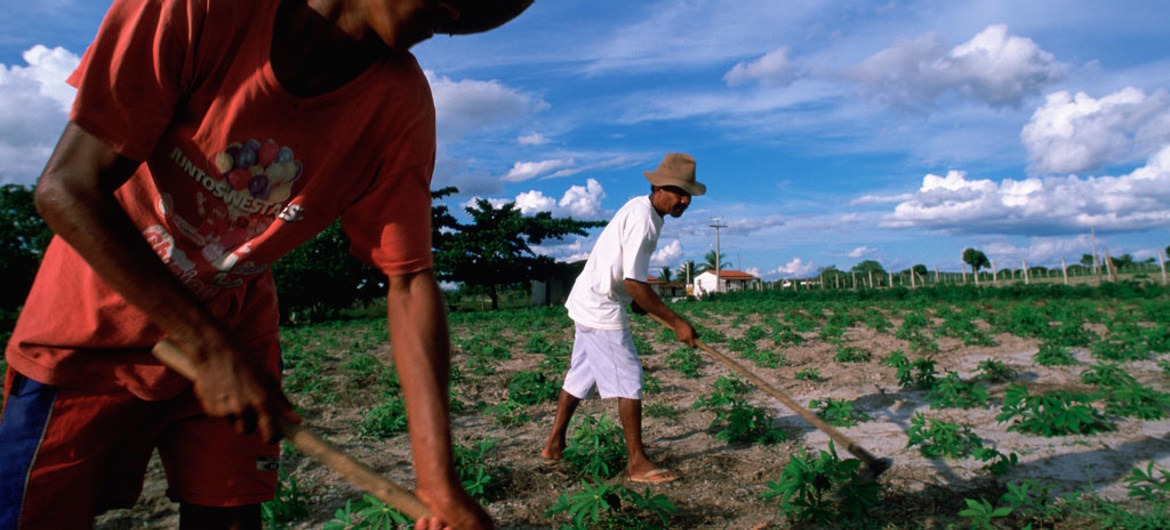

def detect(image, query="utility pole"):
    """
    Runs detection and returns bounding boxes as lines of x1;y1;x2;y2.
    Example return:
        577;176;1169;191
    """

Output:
709;217;727;293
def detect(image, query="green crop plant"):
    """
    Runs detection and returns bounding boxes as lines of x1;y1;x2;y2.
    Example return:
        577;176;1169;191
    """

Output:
833;344;872;363
261;470;309;529
786;310;819;333
1125;461;1170;502
323;495;409;530
524;333;558;354
643;402;679;420
810;398;871;427
938;315;996;346
743;324;768;341
960;479;1055;530
927;372;988;409
463;353;497;376
760;442;881;525
996;384;1114;436
544;479;677;530
1091;335;1149;362
890;355;938;391
794;367;822;382
1000;303;1051;338
895;310;932;341
817;322;847;342
862;311;893;334
1145;324;1170;353
1102;382;1170;420
1049;319;1097;348
486;398;531;427
908;333;941;355
974;358;1016;383
539;350;569;374
880;349;907;368
665;346;703;378
357;395;408;439
770;326;805;347
974;446;1020;476
1034;341;1077;366
905;413;984;459
730;337;788;368
957;497;1013;529
1079;362;1137;389
563;414;627;479
507;369;561;405
693;376;786;445
454;438;506;502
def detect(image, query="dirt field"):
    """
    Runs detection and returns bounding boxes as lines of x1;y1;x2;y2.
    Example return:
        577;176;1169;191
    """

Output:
94;294;1170;529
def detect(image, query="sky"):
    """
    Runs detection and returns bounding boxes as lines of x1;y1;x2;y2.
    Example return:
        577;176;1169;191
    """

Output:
2;1;1169;281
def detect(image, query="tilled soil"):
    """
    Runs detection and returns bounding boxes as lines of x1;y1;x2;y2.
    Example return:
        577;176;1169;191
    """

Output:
95;308;1170;529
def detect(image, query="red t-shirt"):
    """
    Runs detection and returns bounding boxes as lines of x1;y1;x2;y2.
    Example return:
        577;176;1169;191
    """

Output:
6;0;436;399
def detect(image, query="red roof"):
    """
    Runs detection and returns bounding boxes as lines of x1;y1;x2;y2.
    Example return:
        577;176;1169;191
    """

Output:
708;269;759;280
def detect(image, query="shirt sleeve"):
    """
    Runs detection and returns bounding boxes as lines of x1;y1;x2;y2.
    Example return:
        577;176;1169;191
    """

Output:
339;66;437;277
620;208;656;283
67;0;201;161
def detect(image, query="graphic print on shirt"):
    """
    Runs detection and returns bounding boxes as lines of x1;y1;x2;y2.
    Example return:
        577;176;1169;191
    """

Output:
152;138;304;299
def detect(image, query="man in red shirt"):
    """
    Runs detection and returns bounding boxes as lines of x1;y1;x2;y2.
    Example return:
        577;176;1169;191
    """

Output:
0;1;531;529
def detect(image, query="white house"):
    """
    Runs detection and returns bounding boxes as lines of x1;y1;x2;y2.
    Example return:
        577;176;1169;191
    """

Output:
693;269;761;297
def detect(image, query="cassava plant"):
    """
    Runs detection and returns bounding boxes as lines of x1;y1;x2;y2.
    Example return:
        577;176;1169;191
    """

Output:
760;442;881;525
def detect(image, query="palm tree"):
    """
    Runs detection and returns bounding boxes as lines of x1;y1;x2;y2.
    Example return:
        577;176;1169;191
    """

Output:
700;250;731;273
659;266;674;283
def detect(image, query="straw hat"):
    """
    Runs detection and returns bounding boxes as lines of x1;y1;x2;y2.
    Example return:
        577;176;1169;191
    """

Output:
643;153;707;196
438;0;535;35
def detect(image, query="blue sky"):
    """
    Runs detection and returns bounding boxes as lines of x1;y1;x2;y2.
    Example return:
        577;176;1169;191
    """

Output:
3;1;1169;280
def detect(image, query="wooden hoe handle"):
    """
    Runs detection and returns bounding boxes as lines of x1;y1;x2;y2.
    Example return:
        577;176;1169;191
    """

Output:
152;339;432;520
648;314;883;466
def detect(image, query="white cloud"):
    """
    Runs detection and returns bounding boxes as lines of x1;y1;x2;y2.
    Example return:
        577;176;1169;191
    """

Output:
651;239;683;266
0;45;78;185
518;132;550;146
847;24;1065;108
848;246;875;259
427;71;548;141
557;178;606;219
1022;87;1170;174
501;158;576;183
724;47;795;88
514;178;606;220
883;149;1170;234
770;257;816;278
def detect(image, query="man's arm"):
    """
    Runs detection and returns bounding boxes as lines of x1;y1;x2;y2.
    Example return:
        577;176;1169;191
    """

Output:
35;122;295;442
384;269;492;530
624;279;697;347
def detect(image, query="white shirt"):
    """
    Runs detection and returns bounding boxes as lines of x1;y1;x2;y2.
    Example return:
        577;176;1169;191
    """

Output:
566;196;663;330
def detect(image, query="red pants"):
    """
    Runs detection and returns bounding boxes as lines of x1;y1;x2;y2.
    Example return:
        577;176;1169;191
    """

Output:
0;368;279;530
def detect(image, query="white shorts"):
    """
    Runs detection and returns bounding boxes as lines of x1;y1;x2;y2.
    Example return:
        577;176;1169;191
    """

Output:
562;324;643;400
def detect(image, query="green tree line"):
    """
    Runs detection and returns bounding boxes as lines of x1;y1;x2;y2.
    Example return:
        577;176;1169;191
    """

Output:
0;183;601;337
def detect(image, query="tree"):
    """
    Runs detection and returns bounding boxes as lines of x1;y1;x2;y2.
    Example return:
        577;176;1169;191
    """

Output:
436;198;603;309
1;184;53;324
272;220;386;323
1109;253;1135;270
818;265;843;282
910;264;928;278
1080;253;1096;268
851;260;885;275
962;248;990;274
658;266;674;283
700;250;731;273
